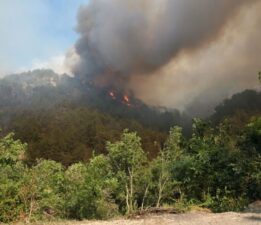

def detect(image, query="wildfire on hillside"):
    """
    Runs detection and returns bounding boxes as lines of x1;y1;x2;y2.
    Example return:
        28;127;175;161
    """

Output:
123;95;129;103
108;91;133;107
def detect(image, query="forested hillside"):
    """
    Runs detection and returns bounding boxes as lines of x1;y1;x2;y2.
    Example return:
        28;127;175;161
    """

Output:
0;70;190;165
0;70;260;165
212;89;261;124
0;69;191;132
10;106;166;165
0;117;260;223
1;0;261;223
0;70;260;223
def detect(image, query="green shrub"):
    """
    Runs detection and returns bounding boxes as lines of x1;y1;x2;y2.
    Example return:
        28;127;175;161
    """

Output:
19;160;66;222
0;133;27;223
64;156;118;220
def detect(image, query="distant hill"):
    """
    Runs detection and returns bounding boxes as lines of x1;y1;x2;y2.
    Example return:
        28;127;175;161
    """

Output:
211;89;261;124
0;69;191;132
0;69;260;165
0;69;81;108
0;70;190;164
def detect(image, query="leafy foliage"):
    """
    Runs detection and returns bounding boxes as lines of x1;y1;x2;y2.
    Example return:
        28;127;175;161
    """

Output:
64;156;118;219
0;116;260;223
20;160;66;221
211;90;261;124
9;106;166;165
0;133;27;223
0;70;261;222
107;130;148;214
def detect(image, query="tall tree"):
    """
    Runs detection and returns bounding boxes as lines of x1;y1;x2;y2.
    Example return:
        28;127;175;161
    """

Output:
151;127;184;207
107;130;147;214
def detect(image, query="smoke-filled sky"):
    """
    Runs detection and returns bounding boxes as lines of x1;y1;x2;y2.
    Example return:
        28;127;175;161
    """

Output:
68;0;261;114
1;0;261;115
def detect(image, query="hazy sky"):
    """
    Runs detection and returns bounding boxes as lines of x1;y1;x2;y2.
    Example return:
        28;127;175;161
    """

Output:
0;0;88;76
1;0;260;114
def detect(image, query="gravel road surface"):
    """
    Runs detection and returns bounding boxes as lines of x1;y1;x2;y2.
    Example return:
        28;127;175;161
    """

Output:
26;212;261;225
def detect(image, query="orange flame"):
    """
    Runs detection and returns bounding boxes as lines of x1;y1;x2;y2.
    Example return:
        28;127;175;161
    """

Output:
123;95;129;103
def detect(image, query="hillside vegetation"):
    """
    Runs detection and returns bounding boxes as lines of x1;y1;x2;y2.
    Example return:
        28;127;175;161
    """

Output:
0;71;260;223
0;117;260;223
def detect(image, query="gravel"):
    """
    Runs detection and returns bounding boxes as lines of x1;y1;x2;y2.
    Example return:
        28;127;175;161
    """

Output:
27;212;261;225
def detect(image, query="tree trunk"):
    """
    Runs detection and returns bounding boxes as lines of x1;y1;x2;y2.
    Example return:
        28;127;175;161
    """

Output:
156;187;162;208
141;184;149;210
126;184;130;214
129;167;134;213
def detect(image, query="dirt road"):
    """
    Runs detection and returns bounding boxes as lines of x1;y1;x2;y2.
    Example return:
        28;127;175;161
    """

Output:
28;212;261;225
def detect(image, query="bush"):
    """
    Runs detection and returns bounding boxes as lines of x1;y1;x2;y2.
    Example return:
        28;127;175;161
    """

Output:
64;156;118;220
0;118;260;223
0;133;27;223
19;160;66;222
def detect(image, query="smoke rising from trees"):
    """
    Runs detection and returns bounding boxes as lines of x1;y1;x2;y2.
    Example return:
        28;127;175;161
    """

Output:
67;0;261;112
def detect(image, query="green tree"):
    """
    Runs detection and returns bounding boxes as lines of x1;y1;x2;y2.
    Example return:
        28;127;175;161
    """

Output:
238;117;261;199
65;155;118;219
107;130;147;214
0;132;26;165
19;160;65;222
171;119;253;211
0;132;27;223
151;127;183;207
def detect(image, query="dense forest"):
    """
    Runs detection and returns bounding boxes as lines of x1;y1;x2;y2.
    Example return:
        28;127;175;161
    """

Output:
0;71;260;223
0;117;260;223
0;70;260;166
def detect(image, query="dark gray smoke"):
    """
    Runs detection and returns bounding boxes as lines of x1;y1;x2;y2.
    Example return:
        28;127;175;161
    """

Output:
68;0;261;115
71;0;253;80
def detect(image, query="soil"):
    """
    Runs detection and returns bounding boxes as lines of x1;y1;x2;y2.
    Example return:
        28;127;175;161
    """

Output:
26;212;261;225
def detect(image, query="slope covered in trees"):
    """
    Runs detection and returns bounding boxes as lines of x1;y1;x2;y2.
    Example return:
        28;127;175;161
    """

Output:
0;117;260;223
212;89;261;124
0;71;260;223
0;69;260;167
9;105;166;165
0;69;191;133
0;69;190;165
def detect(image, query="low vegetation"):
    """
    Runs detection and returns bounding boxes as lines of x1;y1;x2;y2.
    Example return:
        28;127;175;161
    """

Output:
0;116;260;223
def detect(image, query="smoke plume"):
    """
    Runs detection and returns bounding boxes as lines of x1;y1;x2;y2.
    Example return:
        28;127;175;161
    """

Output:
68;0;261;115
